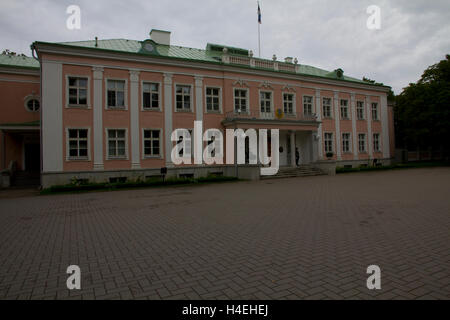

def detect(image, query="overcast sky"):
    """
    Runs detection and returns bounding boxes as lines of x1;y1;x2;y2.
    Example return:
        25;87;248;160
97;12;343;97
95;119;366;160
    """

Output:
1;0;449;93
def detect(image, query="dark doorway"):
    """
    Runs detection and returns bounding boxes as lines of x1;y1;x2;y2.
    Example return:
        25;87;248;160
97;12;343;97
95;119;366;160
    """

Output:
24;143;40;172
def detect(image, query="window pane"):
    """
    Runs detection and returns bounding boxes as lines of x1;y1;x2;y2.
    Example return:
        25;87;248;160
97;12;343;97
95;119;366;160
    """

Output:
79;89;87;105
79;130;88;138
152;130;159;138
117;81;125;91
78;79;87;88
107;81;115;90
151;83;158;91
108;130;116;138
117;92;124;106
69;149;78;157
69;130;77;139
143;83;150;92
69;78;77;86
107;91;116;107
117;130;125;138
143;92;150;108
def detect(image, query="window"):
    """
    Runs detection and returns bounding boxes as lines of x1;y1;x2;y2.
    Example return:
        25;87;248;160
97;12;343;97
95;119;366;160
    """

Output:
373;133;381;152
107;129;126;158
322;97;332;118
107;80;125;108
206;87;220;112
68;129;88;159
324;133;333;153
176;85;192;111
283;93;294;115
340;99;349;119
234;89;248;113
143;129;161;157
303;96;313;116
68;77;88;106
372;103;379;120
177;129;192;158
342;133;351;153
358;134;366;153
260;91;272;113
357;101;365;120
143;82;159;110
25;98;40;112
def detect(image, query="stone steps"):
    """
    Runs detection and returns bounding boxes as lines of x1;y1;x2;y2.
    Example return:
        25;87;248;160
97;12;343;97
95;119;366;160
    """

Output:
261;165;325;180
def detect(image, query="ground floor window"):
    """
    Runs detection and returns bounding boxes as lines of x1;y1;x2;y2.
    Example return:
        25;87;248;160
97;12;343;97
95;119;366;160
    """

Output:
373;133;381;152
324;133;333;153
342;133;351;153
358;133;366;153
143;129;161;157
68;129;88;159
107;129;127;158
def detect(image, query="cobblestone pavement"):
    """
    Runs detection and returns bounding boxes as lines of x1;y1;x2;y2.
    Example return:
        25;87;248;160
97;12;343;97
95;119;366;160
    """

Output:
0;168;449;300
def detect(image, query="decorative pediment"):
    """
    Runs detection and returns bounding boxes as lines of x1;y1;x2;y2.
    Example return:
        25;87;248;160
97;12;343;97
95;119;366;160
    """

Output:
233;79;249;87
259;81;273;89
282;84;296;92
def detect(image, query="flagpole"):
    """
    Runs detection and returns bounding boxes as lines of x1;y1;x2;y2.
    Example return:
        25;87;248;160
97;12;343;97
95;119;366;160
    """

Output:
258;1;261;58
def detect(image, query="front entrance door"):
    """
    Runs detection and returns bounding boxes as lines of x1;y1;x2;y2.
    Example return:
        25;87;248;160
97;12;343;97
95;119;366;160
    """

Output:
24;143;40;172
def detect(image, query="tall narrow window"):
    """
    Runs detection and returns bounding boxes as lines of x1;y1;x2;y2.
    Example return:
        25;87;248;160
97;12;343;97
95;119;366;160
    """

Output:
234;89;248;113
322;97;332;118
68;77;88;106
372;103;379;120
143;83;159;110
108;129;126;158
324;133;333;153
176;85;192;111
373;133;381;152
358;133;366;153
283;93;294;115
143;129;161;157
357;101;365;120
107;80;125;108
260;91;272;114
206;87;220;112
303;96;313;116
342;133;351;153
340;99;349;119
68;129;88;159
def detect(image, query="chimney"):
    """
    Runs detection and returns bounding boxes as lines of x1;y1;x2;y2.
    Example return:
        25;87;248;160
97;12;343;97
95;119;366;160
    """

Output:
150;29;171;45
284;57;293;64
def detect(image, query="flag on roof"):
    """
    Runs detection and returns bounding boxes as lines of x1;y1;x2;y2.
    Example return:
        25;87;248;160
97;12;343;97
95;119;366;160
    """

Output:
258;3;262;24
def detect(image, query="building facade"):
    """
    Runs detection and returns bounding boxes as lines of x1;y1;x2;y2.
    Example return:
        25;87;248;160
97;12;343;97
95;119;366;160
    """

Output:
0;29;395;188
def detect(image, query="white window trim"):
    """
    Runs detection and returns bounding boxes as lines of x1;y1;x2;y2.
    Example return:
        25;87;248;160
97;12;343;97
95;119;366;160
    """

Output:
141;80;162;111
259;89;274;118
358;133;367;153
302;94;315;117
233;87;250;115
204;86;223;114
105;78;128;110
106;128;129;160
66;74;91;109
282;92;296;116
372;102;380;121
142;128;164;159
324;132;334;153
65;127;91;161
174;83;194;113
322;96;333;119
342;132;352;153
356;100;365;120
24;95;40;113
373;132;382;153
340;99;350;120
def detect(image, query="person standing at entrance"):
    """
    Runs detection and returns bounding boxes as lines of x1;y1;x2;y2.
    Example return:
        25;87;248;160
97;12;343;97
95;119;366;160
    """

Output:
295;148;300;166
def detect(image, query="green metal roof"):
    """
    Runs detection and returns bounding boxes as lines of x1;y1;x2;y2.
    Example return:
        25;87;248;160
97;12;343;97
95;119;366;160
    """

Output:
0;54;40;69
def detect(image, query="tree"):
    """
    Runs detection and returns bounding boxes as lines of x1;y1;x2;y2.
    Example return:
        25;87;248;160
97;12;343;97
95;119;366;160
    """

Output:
1;49;26;57
362;77;395;102
395;55;450;156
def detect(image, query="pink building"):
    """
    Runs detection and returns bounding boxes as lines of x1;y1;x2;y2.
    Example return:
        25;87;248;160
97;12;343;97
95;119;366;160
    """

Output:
0;29;395;188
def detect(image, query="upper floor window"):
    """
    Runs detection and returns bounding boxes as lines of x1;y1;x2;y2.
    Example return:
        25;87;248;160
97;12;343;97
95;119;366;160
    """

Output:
68;129;88;159
25;98;40;112
357;101;365;120
358;133;366;153
342;133;351;153
107;129;127;158
322;97;332;118
372;103;379;120
143;129;161;157
176;85;192;111
234;89;248;113
260;91;272;114
143;82;159;110
283;93;294;115
68;77;88;106
206;87;221;112
303;96;313;116
373;133;381;152
324;133;333;153
340;99;349;119
107;80;125;109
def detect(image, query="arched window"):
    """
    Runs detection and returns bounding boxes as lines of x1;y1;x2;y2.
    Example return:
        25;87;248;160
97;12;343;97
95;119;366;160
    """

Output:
25;98;40;112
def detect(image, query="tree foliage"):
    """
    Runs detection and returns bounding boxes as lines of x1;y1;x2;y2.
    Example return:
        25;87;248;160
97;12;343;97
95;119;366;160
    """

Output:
395;55;450;151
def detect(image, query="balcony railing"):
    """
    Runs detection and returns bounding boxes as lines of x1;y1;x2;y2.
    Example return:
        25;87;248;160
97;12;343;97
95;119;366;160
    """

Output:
223;54;299;73
224;110;318;122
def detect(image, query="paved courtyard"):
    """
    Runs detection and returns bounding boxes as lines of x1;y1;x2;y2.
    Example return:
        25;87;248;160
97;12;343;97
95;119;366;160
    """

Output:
0;167;449;300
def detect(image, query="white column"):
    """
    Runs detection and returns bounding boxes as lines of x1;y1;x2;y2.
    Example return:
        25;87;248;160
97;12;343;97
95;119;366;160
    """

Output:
333;91;341;160
380;94;390;159
42;61;63;172
350;92;358;160
366;96;373;158
315;89;323;160
92;66;104;171
290;131;296;167
164;73;173;167
194;76;203;165
129;69;140;169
